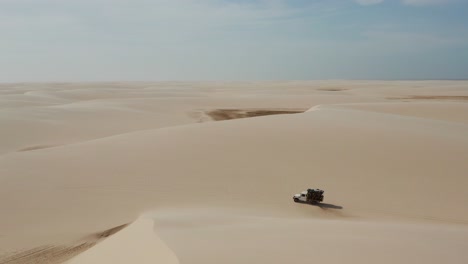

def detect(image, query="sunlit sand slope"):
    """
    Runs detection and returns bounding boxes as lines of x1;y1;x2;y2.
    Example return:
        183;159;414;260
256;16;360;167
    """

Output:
0;81;467;264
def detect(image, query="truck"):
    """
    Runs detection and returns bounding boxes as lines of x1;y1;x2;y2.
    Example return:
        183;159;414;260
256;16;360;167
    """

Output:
293;188;324;203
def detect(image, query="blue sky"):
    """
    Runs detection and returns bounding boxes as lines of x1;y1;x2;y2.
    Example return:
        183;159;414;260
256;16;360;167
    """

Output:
1;0;467;81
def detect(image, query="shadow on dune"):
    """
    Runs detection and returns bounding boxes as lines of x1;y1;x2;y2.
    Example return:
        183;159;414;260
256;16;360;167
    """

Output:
205;108;306;121
296;200;343;210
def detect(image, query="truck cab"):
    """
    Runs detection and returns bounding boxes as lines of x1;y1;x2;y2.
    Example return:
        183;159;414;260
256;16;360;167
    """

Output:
293;188;324;203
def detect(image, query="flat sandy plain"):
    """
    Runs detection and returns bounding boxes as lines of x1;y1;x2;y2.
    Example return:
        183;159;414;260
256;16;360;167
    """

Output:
0;81;467;264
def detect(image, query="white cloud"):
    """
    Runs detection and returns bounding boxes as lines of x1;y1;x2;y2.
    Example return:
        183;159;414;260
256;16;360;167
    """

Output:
355;0;384;5
402;0;454;5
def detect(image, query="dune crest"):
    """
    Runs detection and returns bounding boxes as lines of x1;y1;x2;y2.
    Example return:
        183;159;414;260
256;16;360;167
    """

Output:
69;218;178;264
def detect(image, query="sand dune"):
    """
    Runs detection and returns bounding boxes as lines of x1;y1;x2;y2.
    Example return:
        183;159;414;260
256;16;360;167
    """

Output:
389;95;468;101
336;102;468;124
0;81;467;264
69;219;178;264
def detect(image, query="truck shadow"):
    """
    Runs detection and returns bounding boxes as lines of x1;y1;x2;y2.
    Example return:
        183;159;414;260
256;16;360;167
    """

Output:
296;200;343;210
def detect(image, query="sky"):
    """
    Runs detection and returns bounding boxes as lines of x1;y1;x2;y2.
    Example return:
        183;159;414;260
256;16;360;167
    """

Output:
0;0;467;82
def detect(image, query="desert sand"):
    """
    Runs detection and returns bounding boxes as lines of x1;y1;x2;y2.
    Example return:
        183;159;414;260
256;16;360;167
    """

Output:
0;81;467;264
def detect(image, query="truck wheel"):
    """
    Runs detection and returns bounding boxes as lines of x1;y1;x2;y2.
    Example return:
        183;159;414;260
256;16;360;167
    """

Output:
293;198;299;202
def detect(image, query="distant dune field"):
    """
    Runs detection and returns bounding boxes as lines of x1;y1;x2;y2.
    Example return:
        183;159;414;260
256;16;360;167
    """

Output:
0;81;467;264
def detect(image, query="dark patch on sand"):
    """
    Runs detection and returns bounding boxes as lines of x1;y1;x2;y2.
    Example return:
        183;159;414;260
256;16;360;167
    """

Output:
0;223;130;264
18;145;59;152
205;108;306;121
0;243;96;264
93;223;129;239
317;88;348;92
